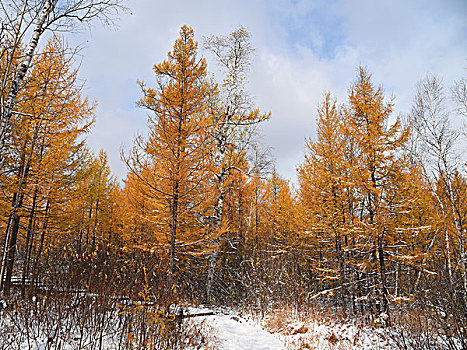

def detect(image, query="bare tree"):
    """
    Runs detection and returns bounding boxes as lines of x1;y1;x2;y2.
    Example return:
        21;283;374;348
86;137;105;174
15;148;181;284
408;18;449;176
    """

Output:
203;26;270;302
410;73;467;300
452;77;467;139
411;74;459;177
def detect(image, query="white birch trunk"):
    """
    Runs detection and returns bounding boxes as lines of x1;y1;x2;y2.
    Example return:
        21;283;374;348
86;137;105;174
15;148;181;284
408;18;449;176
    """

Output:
205;129;227;302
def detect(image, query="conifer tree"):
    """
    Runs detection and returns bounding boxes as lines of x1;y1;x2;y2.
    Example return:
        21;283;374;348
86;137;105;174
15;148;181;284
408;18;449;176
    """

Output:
299;68;417;315
0;36;95;292
346;67;410;314
126;26;216;290
298;93;354;313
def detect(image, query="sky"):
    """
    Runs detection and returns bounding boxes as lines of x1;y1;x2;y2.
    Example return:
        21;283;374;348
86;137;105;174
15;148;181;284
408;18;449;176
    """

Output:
64;0;467;183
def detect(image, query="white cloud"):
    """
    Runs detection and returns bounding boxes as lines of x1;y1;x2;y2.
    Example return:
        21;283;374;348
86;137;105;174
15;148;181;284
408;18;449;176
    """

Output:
67;0;466;182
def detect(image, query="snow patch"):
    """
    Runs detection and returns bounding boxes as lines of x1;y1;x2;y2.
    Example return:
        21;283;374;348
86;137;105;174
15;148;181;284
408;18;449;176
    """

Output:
189;307;286;350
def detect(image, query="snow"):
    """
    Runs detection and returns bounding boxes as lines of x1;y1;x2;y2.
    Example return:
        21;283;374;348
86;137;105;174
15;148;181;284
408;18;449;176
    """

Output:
205;314;286;350
191;307;393;350
2;303;461;349
280;320;394;349
188;307;286;350
188;307;393;350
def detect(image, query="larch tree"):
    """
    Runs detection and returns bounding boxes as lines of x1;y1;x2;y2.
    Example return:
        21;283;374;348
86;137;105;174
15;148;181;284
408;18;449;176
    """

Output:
298;93;355;315
261;171;305;307
119;171;155;250
299;68;417;316
60;150;117;255
346;67;410;314
125;25;216;291
0;36;95;293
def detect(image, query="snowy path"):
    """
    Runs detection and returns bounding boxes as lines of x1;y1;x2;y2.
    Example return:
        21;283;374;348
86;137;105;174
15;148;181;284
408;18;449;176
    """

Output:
189;308;286;350
209;314;285;350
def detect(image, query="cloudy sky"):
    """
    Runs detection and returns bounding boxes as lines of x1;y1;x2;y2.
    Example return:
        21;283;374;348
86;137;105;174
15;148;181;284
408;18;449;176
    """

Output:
66;0;466;183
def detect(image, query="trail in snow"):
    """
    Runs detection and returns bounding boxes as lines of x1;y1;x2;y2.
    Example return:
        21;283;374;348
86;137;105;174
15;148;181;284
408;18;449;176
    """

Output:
189;308;286;350
209;314;285;350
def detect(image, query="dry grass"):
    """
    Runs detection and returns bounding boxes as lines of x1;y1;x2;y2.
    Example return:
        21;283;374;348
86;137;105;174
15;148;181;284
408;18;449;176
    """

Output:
261;303;465;350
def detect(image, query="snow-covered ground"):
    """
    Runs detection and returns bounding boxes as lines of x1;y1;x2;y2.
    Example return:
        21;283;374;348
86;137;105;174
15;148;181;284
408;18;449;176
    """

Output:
2;303;461;349
190;307;449;350
276;320;393;349
192;307;392;350
189;307;393;349
189;307;286;350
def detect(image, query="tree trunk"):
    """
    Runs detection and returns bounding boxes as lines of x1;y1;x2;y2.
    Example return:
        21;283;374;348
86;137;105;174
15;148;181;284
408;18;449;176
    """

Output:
206;182;224;302
86;203;93;248
3;214;21;295
377;233;389;314
168;184;179;292
0;192;23;291
92;199;99;249
32;200;50;285
336;231;347;317
205;237;220;302
22;186;38;290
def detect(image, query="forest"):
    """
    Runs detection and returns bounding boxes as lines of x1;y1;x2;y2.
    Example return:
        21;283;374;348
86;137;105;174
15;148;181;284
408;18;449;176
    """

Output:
0;1;466;349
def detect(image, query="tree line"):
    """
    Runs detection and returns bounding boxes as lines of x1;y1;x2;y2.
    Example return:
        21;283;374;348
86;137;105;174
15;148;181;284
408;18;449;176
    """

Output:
0;6;466;347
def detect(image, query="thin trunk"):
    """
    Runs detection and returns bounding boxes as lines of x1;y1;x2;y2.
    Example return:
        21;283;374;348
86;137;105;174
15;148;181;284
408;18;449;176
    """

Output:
395;247;399;297
377;233;388;314
26;220;35;278
205;237;220;302
4;213;21;295
22;186;38;289
92;199;99;249
335;231;347;316
86;203;93;248
168;184;179;292
445;225;453;282
0;210;13;290
0;192;23;291
450;200;466;301
460;232;467;303
78;207;86;255
32;200;50;284
206;184;224;302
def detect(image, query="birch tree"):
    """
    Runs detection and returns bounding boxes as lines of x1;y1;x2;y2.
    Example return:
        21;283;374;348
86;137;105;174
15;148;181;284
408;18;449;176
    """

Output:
203;26;270;302
410;74;467;301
